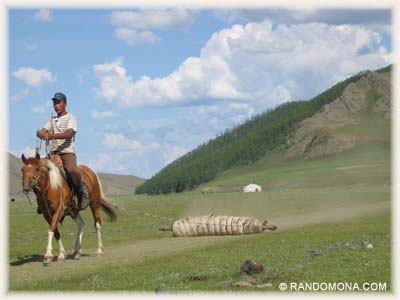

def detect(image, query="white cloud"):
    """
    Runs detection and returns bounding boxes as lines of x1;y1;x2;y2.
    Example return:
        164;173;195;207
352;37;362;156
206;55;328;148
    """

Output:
75;69;89;85
114;28;160;45
194;102;255;131
103;133;131;148
12;67;56;87
91;132;190;177
32;101;52;114
99;131;188;174
93;21;391;109
163;146;188;165
11;88;31;102
87;153;128;173
91;110;120;119
110;8;193;30
92;102;258;177
20;146;36;157
102;133;161;154
34;8;52;22
87;151;157;177
110;8;193;45
214;9;390;27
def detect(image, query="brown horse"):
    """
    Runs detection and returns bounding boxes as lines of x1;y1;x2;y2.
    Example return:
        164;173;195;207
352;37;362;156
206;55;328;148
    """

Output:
21;152;117;264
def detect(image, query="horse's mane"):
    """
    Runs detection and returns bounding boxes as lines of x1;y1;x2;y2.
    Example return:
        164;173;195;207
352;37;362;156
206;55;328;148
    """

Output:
41;158;63;190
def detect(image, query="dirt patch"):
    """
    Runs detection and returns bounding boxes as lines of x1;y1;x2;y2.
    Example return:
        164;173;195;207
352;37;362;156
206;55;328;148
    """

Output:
201;187;223;193
269;201;389;231
336;164;383;171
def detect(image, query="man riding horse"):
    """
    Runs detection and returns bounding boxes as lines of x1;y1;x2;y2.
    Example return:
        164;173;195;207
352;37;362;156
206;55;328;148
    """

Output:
36;92;90;214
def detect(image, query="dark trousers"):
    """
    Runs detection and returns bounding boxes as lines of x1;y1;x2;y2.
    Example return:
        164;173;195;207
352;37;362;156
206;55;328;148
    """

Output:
58;153;81;191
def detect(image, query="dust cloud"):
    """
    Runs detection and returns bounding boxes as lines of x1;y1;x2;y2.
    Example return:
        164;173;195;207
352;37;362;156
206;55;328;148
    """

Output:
180;196;389;231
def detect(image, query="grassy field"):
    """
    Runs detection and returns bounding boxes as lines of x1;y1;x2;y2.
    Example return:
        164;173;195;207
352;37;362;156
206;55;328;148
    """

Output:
8;149;391;293
8;109;391;293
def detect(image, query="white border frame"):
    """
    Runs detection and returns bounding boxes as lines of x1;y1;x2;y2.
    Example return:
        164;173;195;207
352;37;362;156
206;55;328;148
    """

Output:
1;1;398;300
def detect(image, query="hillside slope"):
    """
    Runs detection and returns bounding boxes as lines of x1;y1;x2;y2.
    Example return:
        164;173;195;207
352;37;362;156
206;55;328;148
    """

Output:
136;65;391;195
286;69;390;159
96;172;145;196
8;153;145;198
199;71;390;192
8;152;23;197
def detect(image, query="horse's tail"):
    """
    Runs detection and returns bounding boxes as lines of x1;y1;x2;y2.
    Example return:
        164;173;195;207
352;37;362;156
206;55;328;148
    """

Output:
100;198;117;222
94;172;117;222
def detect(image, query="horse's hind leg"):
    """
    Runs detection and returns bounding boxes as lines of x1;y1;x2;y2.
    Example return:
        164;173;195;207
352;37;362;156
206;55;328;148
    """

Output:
91;206;103;256
72;213;85;259
54;228;66;262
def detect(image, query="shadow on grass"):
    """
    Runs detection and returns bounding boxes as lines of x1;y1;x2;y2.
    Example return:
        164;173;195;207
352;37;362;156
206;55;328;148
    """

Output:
10;254;43;266
66;253;90;259
10;253;91;266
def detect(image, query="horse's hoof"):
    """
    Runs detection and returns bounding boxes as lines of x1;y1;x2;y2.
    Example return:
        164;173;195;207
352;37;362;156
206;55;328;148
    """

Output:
97;250;103;257
73;253;81;260
43;256;53;265
57;255;65;262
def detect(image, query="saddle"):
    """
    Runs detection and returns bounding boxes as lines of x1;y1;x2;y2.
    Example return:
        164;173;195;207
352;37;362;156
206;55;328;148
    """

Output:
49;154;84;204
48;154;84;213
49;155;70;184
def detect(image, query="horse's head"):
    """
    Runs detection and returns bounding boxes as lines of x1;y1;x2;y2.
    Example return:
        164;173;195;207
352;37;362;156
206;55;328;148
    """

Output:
21;152;42;193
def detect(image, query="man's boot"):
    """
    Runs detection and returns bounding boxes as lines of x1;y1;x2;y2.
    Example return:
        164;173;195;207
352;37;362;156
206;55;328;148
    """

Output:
37;206;42;214
78;182;90;209
62;198;75;218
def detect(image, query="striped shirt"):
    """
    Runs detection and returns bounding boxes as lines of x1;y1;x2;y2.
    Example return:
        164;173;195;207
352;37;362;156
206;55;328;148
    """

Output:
43;113;77;153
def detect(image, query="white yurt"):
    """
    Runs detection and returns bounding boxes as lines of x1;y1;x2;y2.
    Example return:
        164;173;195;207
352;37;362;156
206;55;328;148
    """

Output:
243;184;262;192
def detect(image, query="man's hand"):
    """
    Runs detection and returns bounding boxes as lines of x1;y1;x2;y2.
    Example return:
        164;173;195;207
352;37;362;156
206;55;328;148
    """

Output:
36;129;48;139
36;129;74;140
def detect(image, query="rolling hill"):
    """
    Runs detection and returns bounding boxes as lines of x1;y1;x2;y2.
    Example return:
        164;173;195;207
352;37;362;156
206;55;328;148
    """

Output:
8;152;145;198
136;65;391;195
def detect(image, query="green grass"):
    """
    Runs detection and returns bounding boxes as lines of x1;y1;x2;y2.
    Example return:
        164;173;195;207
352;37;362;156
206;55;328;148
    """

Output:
9;210;390;292
8;110;391;292
8;182;391;292
200;110;390;193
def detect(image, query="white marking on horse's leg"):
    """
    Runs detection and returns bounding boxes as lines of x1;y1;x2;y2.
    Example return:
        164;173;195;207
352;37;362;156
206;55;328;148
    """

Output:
73;214;84;258
44;231;54;263
57;238;66;261
95;222;103;256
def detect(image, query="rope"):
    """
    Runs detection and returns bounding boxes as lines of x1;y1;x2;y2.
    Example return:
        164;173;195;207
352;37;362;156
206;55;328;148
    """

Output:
35;138;42;156
48;113;54;160
45;134;51;159
58;174;65;217
26;164;53;219
23;191;33;206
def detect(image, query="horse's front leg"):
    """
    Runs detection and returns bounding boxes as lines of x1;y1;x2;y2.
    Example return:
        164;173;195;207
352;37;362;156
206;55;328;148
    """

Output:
44;230;54;265
43;208;63;265
54;228;66;262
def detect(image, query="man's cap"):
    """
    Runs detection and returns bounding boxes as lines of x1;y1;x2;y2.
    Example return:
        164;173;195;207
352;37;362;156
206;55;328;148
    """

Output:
52;92;67;102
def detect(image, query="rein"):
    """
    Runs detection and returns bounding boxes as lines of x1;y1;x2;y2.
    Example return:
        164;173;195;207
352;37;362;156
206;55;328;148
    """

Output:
23;165;52;218
23;191;33;206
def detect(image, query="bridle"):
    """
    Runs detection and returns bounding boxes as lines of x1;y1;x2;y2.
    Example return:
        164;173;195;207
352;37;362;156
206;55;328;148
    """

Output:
23;170;41;188
22;165;50;211
22;168;40;206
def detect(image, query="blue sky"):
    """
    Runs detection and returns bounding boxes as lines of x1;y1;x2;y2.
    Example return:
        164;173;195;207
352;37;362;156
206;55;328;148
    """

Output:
9;8;392;178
